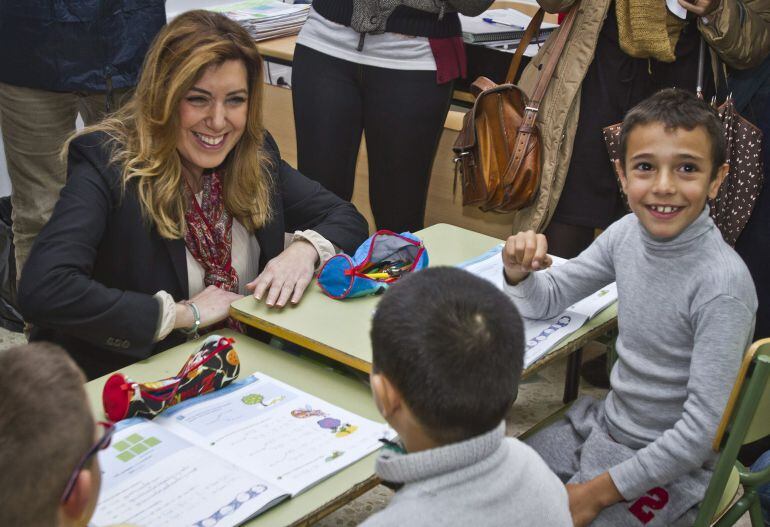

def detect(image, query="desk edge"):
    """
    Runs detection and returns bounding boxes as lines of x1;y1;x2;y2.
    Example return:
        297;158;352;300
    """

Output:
230;306;373;374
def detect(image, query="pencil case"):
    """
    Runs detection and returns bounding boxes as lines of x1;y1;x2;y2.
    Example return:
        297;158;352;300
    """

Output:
102;334;241;422
317;230;429;299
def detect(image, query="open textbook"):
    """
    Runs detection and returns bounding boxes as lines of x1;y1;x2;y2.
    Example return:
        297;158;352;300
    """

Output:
90;373;393;527
461;245;617;368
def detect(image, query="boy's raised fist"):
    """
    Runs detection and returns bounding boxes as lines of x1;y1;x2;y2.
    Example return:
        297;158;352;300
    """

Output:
503;230;553;285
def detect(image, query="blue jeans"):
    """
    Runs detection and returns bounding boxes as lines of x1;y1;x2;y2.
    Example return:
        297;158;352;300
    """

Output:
751;450;770;526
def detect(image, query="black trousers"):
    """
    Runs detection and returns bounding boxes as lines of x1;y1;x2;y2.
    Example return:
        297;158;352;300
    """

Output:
292;44;453;232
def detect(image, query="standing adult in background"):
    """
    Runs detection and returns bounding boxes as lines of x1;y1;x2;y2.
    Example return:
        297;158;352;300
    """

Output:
292;0;493;233
509;0;770;258
732;54;770;342
731;52;770;480
0;0;167;277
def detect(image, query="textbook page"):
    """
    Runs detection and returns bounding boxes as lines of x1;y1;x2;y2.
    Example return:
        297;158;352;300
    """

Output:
461;245;617;367
156;373;394;496
90;419;287;527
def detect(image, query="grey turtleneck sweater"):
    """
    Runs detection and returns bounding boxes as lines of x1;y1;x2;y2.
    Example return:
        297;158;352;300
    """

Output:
361;422;573;526
505;208;757;500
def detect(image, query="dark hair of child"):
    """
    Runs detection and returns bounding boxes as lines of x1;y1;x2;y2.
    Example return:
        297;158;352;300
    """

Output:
371;267;525;444
620;88;726;179
0;343;93;527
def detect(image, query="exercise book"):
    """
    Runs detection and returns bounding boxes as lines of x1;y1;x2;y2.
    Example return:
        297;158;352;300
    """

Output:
209;0;310;41
460;9;557;44
90;373;393;527
461;245;617;367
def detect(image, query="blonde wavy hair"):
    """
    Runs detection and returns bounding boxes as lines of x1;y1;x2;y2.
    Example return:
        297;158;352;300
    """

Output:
72;10;272;239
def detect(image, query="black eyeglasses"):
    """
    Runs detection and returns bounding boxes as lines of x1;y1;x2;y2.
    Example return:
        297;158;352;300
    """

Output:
60;421;115;503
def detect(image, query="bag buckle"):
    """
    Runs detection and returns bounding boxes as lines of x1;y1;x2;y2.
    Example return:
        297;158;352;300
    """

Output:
453;151;472;164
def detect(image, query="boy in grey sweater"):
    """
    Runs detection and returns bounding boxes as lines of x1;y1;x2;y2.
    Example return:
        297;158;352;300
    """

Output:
503;89;758;527
361;267;573;527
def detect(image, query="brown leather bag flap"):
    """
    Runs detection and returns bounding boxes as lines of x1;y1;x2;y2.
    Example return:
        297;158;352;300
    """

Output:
453;79;527;153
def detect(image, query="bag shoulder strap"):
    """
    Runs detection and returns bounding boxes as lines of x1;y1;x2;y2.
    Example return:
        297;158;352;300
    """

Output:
504;8;546;84
529;3;579;105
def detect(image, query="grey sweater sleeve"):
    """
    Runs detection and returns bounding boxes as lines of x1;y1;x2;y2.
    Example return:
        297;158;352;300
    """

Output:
608;295;756;499
504;227;617;320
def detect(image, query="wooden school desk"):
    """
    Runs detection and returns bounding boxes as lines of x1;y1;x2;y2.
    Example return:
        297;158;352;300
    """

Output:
229;223;618;400
84;329;385;527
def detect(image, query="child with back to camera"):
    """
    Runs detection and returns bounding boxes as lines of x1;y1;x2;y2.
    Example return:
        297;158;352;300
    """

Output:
362;267;573;527
503;88;758;526
0;343;110;527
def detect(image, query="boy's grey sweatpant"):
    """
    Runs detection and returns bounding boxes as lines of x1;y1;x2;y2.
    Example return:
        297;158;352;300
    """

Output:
526;396;710;526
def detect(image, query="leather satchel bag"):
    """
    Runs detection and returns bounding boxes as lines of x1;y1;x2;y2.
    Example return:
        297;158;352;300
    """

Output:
603;40;763;246
452;5;579;213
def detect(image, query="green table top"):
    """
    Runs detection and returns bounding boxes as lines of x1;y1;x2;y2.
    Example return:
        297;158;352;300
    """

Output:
85;329;384;527
230;224;503;372
231;223;618;375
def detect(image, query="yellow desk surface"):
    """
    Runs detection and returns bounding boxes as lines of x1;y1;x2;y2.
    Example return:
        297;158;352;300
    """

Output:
230;223;618;376
256;35;297;62
85;329;383;527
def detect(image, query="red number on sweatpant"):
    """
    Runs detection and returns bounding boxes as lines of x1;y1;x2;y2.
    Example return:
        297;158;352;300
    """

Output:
628;487;670;524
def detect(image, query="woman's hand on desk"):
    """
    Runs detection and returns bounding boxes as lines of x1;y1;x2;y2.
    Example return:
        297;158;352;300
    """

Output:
246;240;318;308
503;230;553;285
174;285;244;329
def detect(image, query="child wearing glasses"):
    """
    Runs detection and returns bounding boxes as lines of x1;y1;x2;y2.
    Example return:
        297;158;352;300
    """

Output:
0;342;112;526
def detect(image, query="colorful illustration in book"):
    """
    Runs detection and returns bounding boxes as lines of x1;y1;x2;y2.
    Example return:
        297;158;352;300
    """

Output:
525;315;571;351
192;484;269;527
325;450;345;462
317;417;358;437
291;405;326;419
241;393;285;407
112;433;162;463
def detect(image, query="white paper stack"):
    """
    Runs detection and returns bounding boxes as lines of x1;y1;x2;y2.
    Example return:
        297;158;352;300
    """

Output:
210;0;310;41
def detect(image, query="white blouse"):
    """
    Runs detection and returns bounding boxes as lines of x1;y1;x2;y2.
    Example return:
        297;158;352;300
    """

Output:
152;222;335;341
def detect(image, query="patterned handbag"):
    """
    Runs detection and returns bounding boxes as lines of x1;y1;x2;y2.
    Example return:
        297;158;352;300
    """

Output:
102;334;241;421
603;40;764;246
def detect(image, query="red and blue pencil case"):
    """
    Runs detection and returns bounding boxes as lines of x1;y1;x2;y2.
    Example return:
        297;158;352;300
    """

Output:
317;230;428;299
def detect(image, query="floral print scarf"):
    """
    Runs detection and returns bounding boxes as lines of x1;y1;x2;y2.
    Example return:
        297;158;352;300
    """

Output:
183;171;240;293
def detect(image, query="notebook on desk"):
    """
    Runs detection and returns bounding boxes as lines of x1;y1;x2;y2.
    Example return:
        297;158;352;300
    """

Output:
460;9;557;44
91;372;393;527
460;245;617;368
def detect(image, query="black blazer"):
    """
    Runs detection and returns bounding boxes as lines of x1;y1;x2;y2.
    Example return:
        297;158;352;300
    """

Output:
18;131;368;379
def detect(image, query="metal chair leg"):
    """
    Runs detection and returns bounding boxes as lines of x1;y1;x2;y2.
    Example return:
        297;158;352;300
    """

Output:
563;348;583;403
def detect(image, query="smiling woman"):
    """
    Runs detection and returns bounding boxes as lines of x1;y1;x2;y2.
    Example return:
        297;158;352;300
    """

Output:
16;11;369;379
177;61;250;180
